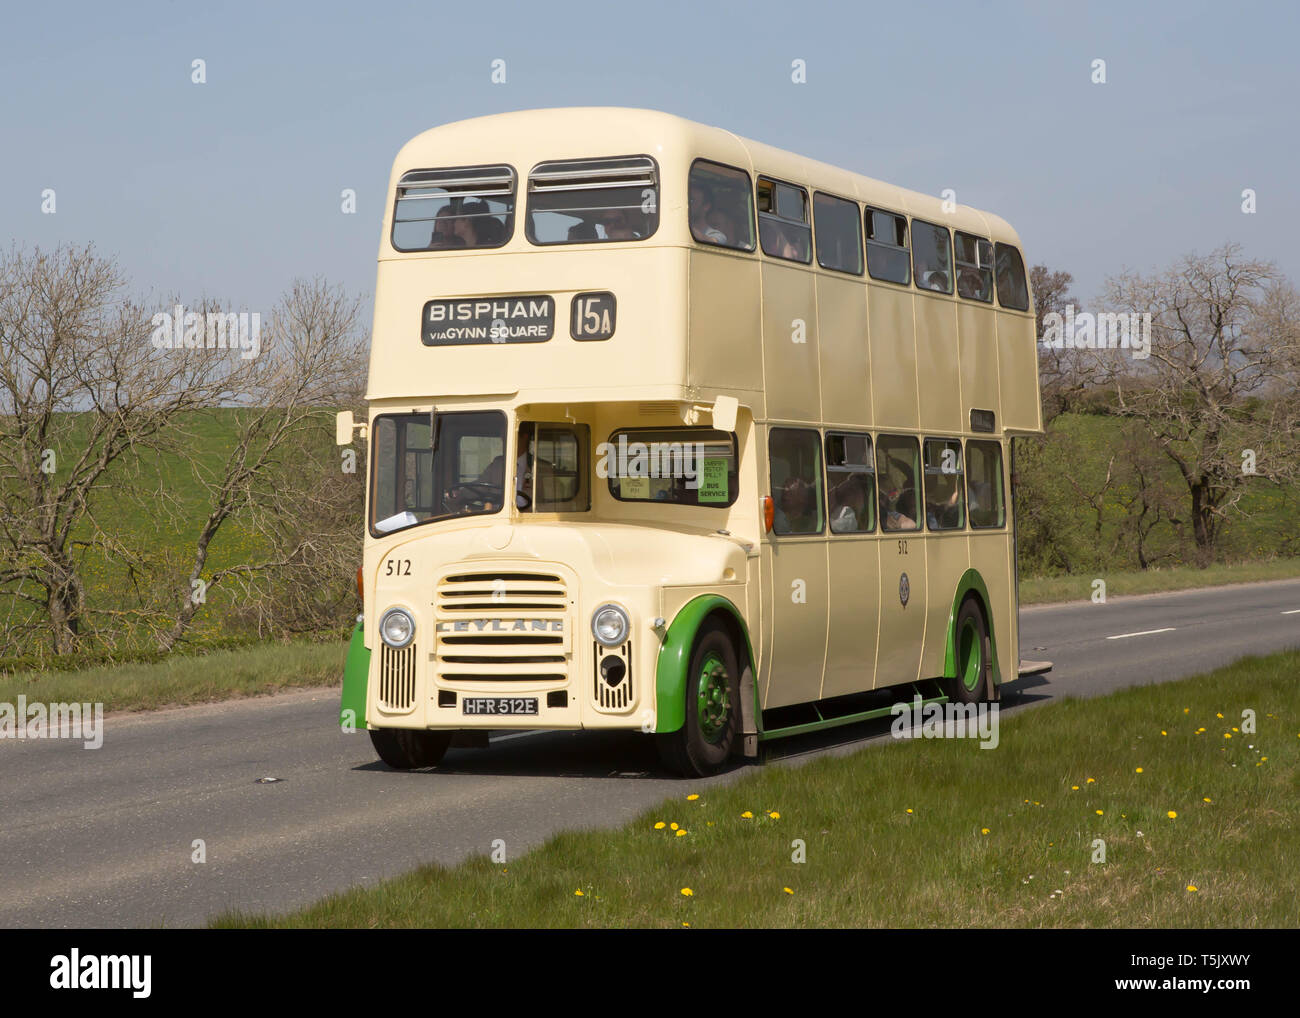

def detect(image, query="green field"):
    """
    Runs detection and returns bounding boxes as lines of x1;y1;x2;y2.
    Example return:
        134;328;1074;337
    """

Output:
214;650;1300;929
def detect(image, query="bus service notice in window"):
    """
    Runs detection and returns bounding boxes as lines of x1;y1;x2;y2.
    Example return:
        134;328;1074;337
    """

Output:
422;296;555;345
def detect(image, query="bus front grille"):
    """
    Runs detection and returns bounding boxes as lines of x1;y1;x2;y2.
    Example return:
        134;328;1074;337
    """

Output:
379;643;417;711
435;570;572;685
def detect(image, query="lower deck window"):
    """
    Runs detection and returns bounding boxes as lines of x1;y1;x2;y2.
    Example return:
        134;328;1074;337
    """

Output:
604;428;738;507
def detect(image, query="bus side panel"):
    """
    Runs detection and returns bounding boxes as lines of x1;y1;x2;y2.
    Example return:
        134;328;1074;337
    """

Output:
867;286;918;430
688;250;763;398
920;532;970;680
876;533;925;687
821;535;882;698
996;309;1041;432
761;263;821;422
914;294;963;436
816;274;872;427
957;302;1000;425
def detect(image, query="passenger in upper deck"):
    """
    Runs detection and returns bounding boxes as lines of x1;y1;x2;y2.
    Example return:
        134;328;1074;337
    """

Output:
428;204;463;248
689;181;728;244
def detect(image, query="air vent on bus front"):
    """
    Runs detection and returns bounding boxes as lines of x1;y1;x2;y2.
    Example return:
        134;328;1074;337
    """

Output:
434;571;572;685
379;643;417;712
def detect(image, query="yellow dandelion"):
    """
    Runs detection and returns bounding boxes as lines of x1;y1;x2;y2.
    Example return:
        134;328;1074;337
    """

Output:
1216;713;1223;719
1167;811;1177;819
981;828;990;835
1232;727;1239;732
1223;733;1231;739
686;793;699;801
1203;797;1212;803
1135;767;1143;773
1160;730;1167;736
1261;757;1268;762
783;887;794;895
768;811;780;819
574;889;584;897
740;811;753;819
654;821;666;829
906;808;913;814
1197;727;1206;734
1086;778;1095;784
680;888;693;897
706;821;715;827
670;822;679;830
1071;785;1080;791
675;829;687;837
1186;885;1198;893
682;922;690;927
1095;810;1104;816
1183;708;1190;714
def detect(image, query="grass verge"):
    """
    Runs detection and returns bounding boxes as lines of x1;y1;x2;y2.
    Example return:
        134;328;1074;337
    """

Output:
0;640;346;713
1019;558;1300;605
214;649;1300;928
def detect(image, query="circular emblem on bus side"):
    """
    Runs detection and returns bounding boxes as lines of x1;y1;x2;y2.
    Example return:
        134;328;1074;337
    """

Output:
899;572;910;607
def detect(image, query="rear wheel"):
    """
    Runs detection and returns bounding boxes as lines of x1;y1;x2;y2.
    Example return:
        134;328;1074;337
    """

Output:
656;622;740;777
369;727;452;770
946;597;990;704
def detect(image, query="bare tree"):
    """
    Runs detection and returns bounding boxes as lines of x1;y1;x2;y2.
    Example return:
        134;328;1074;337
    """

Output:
1102;244;1300;561
0;245;237;655
1031;264;1105;423
153;278;368;650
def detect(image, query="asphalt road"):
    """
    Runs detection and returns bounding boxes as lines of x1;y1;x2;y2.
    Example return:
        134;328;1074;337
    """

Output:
2;578;1298;928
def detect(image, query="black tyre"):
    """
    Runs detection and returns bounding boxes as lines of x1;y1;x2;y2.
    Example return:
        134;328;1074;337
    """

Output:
656;622;741;777
946;597;991;704
368;727;452;770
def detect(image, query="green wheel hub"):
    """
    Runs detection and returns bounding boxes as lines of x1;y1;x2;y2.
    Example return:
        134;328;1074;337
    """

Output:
696;653;731;741
959;618;981;692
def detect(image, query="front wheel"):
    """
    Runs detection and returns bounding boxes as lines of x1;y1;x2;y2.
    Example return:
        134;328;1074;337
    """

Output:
946;598;991;704
656;623;741;777
369;727;452;770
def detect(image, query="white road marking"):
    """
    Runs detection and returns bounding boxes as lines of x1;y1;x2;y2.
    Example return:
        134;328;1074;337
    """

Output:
1105;627;1176;641
1282;609;1300;615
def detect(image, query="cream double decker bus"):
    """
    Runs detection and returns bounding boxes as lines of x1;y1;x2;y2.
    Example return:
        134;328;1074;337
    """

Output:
337;107;1047;777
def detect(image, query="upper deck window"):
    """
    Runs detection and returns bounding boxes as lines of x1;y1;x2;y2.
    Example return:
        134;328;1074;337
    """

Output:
757;178;812;264
912;219;953;294
391;165;515;252
995;243;1030;311
689;160;755;251
954;232;994;303
525;156;659;245
813;192;863;275
865;208;910;285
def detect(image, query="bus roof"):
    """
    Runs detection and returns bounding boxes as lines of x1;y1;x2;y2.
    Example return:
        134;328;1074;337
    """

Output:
386;107;1022;249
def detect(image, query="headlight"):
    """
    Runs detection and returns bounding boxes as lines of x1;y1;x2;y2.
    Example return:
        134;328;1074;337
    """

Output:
591;603;630;647
379;607;415;649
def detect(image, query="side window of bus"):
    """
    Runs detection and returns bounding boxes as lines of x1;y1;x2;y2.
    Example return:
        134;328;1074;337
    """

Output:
689;161;755;251
604;428;738;507
525;156;659;245
757;178;812;264
517;423;590;512
825;432;875;533
911;220;953;294
923;438;965;531
876;435;921;532
966;439;1006;528
865;208;910;285
813;192;863;274
391;165;515;252
995;243;1030;311
768;428;824;534
955;232;994;303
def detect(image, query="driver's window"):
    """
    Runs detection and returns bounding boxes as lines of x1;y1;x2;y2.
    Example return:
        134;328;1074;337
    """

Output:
517;422;590;512
875;434;920;532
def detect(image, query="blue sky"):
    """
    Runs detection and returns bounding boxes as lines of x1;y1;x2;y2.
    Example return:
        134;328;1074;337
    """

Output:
3;0;1296;317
